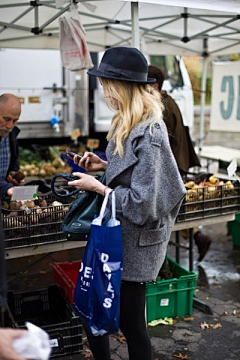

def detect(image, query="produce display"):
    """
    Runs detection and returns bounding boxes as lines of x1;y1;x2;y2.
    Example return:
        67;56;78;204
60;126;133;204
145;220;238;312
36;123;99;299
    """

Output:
177;173;240;222
19;146;72;177
1;145;85;249
1;195;71;249
184;175;235;201
3;152;240;250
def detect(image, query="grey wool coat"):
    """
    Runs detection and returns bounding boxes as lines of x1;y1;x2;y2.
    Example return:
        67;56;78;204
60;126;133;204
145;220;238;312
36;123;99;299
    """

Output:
105;120;186;283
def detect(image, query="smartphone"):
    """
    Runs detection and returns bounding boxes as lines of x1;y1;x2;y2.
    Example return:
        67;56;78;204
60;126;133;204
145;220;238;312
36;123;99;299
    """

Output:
66;150;82;160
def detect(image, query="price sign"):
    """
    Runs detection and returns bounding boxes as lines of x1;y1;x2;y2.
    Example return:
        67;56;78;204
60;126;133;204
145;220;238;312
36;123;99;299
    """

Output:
11;185;38;201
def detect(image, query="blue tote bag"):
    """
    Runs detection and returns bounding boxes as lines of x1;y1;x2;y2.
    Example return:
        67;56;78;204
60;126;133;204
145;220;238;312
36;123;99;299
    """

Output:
73;190;123;336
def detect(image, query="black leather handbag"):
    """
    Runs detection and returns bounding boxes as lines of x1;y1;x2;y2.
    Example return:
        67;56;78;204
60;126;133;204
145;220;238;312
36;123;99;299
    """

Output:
51;172;106;241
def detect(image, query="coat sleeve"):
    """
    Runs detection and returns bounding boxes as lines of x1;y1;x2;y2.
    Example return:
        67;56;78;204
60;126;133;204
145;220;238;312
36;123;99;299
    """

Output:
0;178;13;197
113;123;186;225
0;127;20;196
9;128;20;173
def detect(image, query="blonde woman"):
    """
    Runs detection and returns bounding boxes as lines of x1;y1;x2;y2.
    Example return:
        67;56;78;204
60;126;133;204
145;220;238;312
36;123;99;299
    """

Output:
68;47;186;360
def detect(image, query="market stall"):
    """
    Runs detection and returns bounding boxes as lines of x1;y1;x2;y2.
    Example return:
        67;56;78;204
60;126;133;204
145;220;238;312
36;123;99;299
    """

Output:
3;172;239;271
1;1;240;353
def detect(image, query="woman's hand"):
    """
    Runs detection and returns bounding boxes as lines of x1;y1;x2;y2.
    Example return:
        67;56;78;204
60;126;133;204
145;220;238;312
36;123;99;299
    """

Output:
73;152;107;172
68;172;107;195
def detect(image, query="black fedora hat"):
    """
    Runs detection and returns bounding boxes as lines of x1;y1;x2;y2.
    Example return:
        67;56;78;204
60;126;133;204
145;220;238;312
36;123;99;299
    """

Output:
87;47;156;84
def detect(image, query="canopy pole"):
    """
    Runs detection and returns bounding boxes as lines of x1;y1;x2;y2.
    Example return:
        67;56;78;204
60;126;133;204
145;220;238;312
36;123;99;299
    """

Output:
183;7;188;38
131;2;139;49
198;38;209;154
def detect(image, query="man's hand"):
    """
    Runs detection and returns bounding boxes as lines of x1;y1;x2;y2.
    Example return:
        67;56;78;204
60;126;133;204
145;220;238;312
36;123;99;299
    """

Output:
7;170;25;186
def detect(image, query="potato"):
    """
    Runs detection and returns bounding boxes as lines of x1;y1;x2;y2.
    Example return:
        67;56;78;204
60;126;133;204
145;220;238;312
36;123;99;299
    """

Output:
9;201;18;211
51;201;63;207
2;201;9;209
39;199;47;207
25;200;35;208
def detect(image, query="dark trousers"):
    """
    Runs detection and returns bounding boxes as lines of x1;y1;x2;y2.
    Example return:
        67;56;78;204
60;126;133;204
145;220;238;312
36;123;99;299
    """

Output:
84;280;152;360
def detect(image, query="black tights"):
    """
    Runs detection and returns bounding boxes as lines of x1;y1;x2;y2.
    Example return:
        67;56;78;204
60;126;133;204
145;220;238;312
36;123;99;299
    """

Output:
84;281;152;360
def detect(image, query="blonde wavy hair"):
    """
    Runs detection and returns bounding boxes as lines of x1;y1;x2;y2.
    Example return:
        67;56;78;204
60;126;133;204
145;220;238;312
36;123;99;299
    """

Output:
101;78;164;157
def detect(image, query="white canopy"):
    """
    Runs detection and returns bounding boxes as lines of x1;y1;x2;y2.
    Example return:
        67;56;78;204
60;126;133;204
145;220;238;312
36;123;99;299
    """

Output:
1;0;240;151
0;0;240;57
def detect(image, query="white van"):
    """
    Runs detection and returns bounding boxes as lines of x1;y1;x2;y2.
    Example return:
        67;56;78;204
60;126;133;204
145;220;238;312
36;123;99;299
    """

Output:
0;49;193;148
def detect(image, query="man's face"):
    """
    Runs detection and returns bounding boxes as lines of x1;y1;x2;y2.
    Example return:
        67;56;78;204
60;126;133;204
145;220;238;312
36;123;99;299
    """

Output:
0;100;21;137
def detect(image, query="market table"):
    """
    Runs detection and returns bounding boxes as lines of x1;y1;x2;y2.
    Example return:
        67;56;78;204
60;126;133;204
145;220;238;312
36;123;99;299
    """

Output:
5;213;235;271
4;168;238;265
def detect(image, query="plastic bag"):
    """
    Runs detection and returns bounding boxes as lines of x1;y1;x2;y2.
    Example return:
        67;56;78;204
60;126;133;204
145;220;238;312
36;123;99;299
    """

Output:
59;5;93;71
12;322;51;360
73;191;123;336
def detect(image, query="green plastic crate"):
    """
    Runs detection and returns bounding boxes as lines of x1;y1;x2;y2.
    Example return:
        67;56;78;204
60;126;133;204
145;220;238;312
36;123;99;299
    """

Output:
146;257;197;322
227;213;240;247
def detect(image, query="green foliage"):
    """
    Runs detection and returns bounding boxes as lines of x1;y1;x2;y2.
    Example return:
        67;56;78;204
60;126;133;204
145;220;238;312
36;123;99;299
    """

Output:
191;74;212;105
19;147;42;165
184;54;240;105
183;57;212;105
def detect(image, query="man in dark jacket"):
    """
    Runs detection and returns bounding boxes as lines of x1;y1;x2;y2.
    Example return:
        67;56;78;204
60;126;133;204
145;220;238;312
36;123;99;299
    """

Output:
148;65;201;173
148;65;211;262
0;93;24;197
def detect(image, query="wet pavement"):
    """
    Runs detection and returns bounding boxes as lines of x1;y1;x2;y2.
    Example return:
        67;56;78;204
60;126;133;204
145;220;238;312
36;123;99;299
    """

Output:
148;221;240;360
6;219;240;360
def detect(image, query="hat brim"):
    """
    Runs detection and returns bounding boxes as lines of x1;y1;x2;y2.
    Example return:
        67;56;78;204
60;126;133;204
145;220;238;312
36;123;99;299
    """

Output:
87;69;156;84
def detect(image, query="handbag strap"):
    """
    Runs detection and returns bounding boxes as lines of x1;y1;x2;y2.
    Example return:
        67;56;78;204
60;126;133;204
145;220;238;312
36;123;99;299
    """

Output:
51;173;80;198
51;172;106;198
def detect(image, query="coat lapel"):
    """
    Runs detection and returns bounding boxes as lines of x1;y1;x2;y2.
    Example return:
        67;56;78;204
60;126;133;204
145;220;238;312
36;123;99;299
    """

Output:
106;124;147;185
